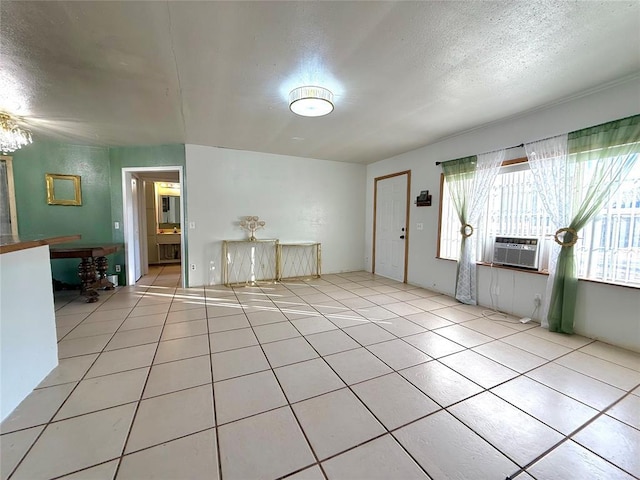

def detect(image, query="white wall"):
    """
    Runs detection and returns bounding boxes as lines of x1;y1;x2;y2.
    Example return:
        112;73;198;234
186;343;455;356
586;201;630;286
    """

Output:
1;246;58;421
365;77;640;351
185;145;366;286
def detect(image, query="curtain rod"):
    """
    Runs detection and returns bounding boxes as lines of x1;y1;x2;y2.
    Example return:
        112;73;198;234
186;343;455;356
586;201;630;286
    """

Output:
435;143;524;166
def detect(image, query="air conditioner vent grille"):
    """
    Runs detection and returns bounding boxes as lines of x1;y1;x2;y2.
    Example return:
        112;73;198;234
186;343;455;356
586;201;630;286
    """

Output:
493;237;539;270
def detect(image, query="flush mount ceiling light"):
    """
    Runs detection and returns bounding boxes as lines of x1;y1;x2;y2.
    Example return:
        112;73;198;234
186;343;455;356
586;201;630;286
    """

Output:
0;113;32;153
289;86;334;117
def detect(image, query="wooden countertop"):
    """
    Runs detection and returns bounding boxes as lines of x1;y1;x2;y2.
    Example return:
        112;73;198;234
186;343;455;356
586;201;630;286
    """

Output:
0;235;82;255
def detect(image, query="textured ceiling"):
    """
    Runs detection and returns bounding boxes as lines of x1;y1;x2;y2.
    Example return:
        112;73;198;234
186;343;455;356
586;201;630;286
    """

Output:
1;1;639;164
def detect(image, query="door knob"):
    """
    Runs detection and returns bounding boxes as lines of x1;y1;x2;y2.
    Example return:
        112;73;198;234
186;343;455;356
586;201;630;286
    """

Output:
400;235;405;239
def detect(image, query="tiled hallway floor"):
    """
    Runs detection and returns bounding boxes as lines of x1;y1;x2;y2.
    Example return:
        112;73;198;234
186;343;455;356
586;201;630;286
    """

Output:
2;266;639;479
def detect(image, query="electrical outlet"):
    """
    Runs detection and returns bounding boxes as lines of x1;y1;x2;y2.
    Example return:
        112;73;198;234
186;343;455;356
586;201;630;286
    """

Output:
416;223;424;230
190;264;197;271
534;293;542;306
115;265;121;272
114;221;120;230
189;222;196;229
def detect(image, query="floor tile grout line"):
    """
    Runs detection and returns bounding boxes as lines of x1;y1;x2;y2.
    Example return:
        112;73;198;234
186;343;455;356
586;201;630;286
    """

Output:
237;283;331;480
112;266;178;480
203;284;226;480
4;281;157;480
268;283;434;480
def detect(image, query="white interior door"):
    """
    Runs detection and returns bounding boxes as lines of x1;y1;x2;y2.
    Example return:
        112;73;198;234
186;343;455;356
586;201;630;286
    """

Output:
131;177;142;282
374;173;409;282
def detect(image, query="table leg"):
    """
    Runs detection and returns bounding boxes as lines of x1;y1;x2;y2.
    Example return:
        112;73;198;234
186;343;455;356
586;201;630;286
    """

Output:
77;257;99;303
94;256;115;290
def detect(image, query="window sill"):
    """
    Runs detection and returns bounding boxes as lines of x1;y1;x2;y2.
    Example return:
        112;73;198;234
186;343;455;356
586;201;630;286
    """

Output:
435;257;639;290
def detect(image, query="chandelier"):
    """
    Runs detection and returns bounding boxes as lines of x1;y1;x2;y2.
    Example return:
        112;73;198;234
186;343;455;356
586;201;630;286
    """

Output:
1;113;33;153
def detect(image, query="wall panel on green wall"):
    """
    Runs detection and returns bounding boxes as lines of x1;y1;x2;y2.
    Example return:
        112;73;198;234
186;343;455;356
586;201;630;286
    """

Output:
11;140;113;284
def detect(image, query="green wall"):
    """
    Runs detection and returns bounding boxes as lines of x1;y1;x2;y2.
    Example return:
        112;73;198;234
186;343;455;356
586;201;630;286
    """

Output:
11;140;185;286
12;140;112;284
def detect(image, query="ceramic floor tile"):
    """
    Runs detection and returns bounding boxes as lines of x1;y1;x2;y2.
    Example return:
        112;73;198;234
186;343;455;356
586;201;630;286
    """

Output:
573;415;640;477
432;306;479;323
143;355;212;398
355;305;398;321
1;383;76;434
211;345;270;381
579;341;640;372
55;368;148;420
129;304;170;318
403;311;454;330
472;341;547;373
118;314;166;331
324;311;369;328
400;361;482;407
293;388;385;460
0;425;44;480
527;363;626;410
284;465;325;480
324;347;393;385
207;313;250;332
154;334;210;364
403;331;466;358
166;307;207;324
606;394;640;429
352;373;440;430
450;392;564;467
501;332;572;360
434;324;492;348
492;376;598;435
253;321;301;343
363;293;402;305
63;319;124;340
382;301;424;316
105;326;162;351
461;318;521;338
215;370;287;424
376;316;426;337
525;326;594;349
274;358;345;403
86;343;156;378
246;310;289;326
261;337;319;368
367;339;431;370
394;410;518;480
37;354;98;388
126;384;215;453
11;404;136;480
160;318;208;340
343;323;396;346
209;328;258;353
290;316;338;335
82;308;131;323
305;329;360;356
218;407;315;480
58;459;118;479
322;434;429;479
528;440;634;480
57;334;113;359
118;429;219;479
440;350;518;388
555;351;640;390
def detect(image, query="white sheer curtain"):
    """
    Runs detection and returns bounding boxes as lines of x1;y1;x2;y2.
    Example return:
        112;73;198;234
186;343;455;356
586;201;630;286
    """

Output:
443;150;504;304
525;134;569;328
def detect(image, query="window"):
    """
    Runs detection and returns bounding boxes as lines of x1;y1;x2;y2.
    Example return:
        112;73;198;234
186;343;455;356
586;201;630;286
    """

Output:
438;158;640;287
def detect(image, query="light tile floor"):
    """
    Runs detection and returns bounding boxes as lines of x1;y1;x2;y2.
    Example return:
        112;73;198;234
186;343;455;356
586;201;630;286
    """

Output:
2;265;639;479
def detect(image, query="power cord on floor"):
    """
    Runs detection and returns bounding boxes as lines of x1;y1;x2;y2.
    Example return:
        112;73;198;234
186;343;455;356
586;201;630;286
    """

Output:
482;262;540;325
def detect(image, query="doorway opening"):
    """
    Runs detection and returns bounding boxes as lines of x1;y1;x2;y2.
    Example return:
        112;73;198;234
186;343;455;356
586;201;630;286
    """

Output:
121;166;186;288
373;170;411;283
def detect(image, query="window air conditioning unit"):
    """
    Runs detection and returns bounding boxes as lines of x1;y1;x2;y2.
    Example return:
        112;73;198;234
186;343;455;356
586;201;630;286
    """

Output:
492;237;540;270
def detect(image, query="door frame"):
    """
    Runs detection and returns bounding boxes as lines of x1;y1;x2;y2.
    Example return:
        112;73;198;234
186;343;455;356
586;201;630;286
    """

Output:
372;170;411;283
122;166;186;287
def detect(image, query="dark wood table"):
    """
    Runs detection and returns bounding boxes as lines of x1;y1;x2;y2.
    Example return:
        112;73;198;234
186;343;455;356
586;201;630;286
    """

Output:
50;243;121;302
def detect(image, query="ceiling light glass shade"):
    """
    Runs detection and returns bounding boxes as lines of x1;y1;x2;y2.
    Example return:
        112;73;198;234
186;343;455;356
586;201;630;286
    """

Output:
0;113;32;153
289;86;334;117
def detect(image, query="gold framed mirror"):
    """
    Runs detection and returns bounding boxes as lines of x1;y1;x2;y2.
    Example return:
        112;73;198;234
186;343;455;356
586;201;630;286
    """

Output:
46;173;82;206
